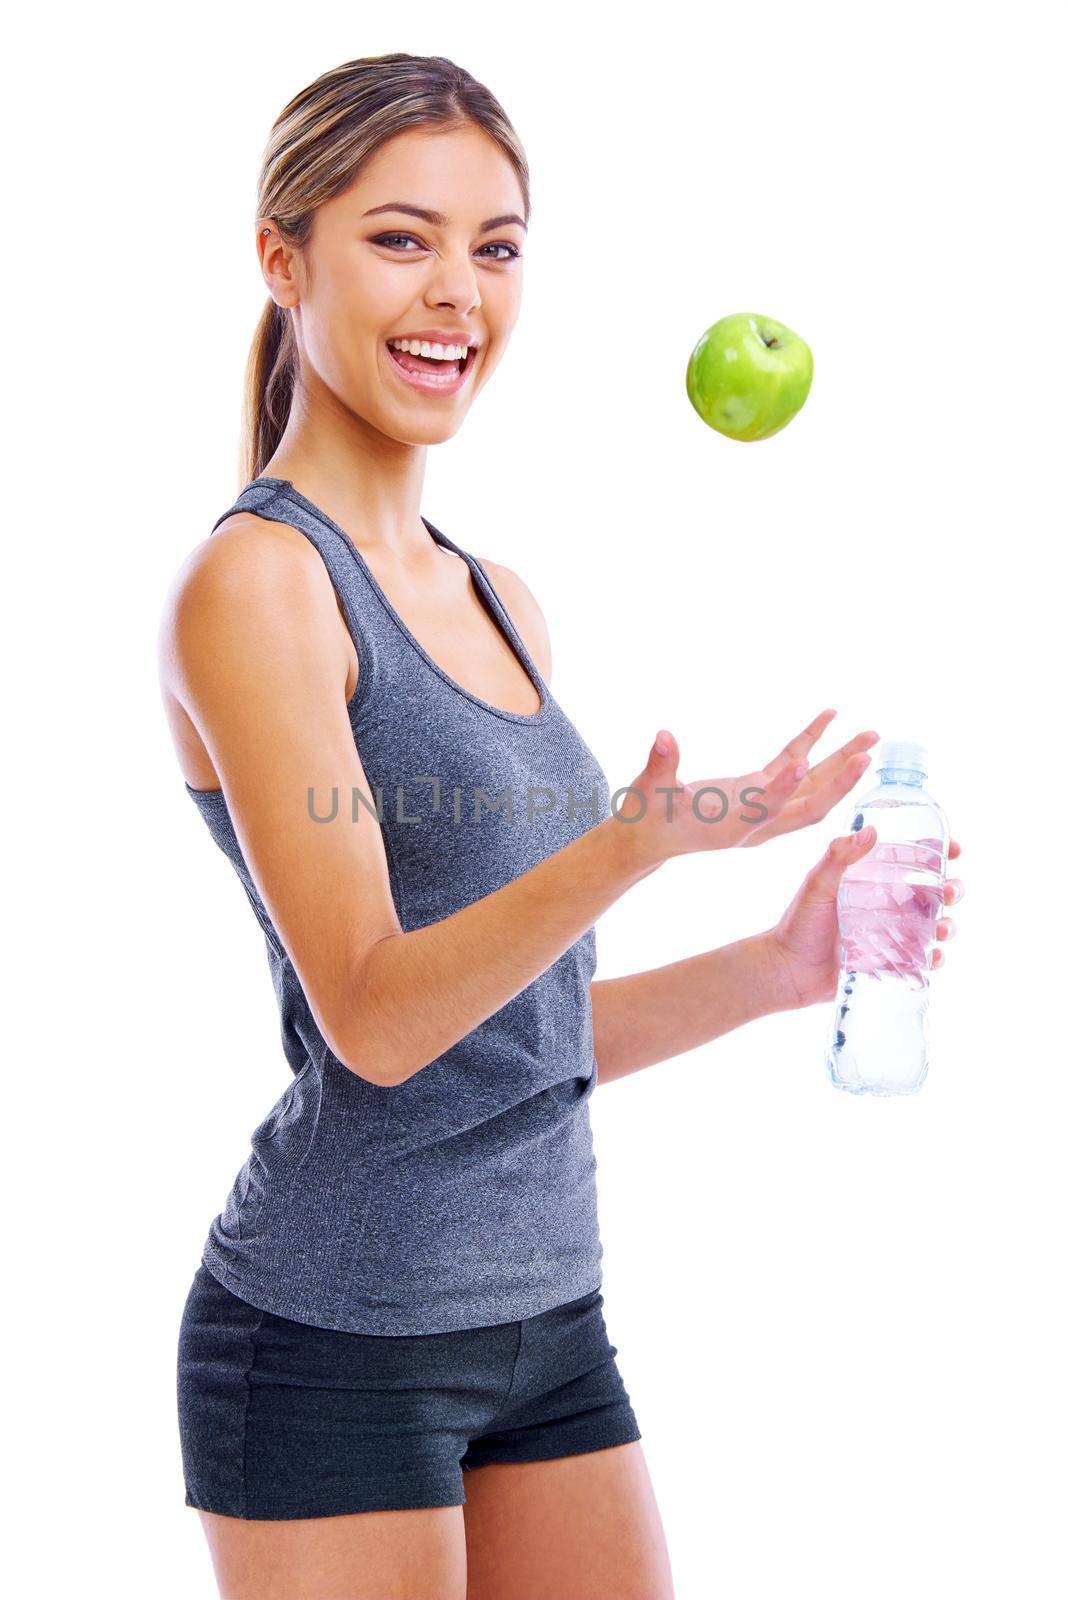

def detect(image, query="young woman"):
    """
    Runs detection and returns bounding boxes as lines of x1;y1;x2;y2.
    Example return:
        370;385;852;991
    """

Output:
161;52;963;1600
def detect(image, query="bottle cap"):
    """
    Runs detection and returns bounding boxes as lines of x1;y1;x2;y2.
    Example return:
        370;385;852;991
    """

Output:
877;740;927;778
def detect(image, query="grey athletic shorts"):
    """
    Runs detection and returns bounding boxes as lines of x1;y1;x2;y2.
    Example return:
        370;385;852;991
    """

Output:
177;1263;643;1519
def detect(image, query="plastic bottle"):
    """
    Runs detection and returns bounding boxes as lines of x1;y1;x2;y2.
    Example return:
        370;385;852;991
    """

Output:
826;740;950;1095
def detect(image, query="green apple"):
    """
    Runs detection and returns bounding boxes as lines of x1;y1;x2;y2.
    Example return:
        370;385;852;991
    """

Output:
686;313;814;441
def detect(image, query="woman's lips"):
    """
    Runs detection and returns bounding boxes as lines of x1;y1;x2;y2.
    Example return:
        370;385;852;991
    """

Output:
385;341;476;396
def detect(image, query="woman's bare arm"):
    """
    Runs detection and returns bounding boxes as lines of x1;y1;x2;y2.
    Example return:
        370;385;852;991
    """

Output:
352;817;649;1085
588;934;798;1086
160;521;657;1089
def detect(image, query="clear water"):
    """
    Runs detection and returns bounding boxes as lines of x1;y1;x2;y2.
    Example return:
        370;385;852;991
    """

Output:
826;766;949;1096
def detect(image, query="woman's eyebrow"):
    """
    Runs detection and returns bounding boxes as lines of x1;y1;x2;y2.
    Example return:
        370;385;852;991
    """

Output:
362;202;527;233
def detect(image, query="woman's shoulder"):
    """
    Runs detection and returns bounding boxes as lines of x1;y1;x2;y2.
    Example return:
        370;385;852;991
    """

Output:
159;510;348;695
198;508;321;566
165;510;335;622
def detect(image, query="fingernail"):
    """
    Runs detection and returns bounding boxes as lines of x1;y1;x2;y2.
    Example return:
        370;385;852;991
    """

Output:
655;731;670;756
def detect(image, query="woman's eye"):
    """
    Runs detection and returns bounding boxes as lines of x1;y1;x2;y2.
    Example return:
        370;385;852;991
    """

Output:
372;233;520;261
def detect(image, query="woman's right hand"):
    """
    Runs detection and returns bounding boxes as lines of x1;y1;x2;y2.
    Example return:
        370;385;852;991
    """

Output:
615;708;881;870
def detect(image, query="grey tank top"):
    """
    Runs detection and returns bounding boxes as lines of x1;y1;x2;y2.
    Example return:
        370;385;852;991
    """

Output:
186;477;611;1335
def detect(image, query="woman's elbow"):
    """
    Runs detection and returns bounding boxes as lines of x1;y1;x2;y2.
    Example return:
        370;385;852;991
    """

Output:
316;936;413;1087
321;1018;408;1088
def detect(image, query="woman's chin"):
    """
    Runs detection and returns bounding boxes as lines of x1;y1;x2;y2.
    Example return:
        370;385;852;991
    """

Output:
384;410;468;448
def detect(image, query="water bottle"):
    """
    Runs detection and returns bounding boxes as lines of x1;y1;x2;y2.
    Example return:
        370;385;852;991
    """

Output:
826;741;950;1095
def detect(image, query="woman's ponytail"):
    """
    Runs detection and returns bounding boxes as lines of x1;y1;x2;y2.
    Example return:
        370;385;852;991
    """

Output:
241;295;298;486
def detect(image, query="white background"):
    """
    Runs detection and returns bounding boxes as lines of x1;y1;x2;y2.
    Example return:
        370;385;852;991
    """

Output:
7;3;1064;1596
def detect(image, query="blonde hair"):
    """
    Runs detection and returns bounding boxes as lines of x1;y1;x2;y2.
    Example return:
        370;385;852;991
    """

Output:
240;53;531;486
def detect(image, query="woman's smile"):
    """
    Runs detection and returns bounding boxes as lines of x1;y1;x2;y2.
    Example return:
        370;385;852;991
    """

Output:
383;337;479;396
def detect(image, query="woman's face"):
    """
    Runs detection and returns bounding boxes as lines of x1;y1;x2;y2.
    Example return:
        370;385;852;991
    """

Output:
263;123;526;446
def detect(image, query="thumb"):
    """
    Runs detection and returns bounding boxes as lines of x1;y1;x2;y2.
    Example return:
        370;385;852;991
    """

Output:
806;825;876;904
651;728;677;771
826;823;876;881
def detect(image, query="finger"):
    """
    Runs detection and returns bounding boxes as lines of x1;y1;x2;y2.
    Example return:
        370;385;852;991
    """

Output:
733;757;815;845
932;948;945;969
649;728;678;771
948;837;962;858
763;707;839;779
792;823;876;885
796;728;881;792
936;919;955;939
779;751;875;830
746;755;812;822
943;879;964;903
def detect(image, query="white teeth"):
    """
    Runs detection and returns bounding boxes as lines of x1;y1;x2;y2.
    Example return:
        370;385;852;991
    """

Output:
387;338;470;361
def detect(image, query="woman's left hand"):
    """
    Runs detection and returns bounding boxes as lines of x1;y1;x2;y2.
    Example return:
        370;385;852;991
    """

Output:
763;830;965;1009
